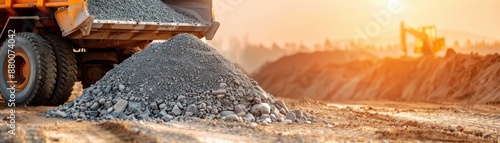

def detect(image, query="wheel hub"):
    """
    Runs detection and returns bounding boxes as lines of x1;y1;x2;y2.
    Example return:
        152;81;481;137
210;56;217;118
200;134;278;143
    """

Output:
85;66;103;84
5;50;31;91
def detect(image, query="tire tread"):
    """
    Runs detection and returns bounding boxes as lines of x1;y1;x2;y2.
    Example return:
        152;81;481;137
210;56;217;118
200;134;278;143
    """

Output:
17;32;57;106
41;34;77;106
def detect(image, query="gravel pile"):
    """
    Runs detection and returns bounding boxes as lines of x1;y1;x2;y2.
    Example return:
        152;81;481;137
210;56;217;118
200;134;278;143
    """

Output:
47;34;308;124
87;0;202;24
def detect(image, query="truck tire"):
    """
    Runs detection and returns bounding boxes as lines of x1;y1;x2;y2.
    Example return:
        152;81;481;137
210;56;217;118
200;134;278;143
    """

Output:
0;32;57;106
41;34;77;106
81;63;114;88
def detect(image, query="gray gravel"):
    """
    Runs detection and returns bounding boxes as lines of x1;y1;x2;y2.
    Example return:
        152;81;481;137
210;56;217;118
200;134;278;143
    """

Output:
47;34;308;124
87;0;202;24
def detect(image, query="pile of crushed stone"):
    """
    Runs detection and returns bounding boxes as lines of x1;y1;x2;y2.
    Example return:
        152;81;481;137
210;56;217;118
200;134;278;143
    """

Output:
87;0;202;24
47;34;308;124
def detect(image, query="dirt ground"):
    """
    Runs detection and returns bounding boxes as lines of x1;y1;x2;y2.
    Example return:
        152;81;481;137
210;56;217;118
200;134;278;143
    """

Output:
1;97;499;143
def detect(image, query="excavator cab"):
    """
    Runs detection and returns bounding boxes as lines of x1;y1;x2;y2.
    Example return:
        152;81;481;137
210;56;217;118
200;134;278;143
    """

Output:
401;21;445;56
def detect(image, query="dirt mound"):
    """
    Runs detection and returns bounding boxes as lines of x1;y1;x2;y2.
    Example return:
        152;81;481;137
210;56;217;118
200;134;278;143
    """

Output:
47;34;307;124
253;52;500;104
252;50;377;76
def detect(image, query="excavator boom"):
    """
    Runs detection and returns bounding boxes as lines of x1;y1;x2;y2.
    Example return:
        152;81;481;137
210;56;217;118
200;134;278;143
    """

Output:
400;21;445;56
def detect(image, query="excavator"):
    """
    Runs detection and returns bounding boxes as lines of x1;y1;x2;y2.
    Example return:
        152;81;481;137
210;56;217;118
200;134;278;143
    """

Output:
0;0;219;106
400;21;445;56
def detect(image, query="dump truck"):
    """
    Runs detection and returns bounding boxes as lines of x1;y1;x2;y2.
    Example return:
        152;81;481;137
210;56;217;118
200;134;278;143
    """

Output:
0;0;220;106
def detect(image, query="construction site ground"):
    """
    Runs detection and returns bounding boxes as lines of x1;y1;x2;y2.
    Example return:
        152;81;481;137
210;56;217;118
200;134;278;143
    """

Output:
1;97;499;143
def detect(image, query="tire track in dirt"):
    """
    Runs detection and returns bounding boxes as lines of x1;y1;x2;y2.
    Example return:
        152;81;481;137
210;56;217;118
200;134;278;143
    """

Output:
99;122;158;143
282;99;497;142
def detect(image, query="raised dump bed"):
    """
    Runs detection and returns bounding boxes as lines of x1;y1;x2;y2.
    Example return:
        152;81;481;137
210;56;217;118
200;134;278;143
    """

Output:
1;0;219;47
0;0;219;106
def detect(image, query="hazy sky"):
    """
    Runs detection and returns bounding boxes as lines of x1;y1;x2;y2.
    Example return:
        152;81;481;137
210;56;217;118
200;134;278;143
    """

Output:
213;0;500;46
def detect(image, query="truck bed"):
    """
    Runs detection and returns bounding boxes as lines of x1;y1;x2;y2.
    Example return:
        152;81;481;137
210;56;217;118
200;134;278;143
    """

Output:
1;0;219;48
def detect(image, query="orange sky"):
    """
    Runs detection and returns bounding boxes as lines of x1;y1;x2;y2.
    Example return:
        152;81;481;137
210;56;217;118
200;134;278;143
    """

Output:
213;0;500;46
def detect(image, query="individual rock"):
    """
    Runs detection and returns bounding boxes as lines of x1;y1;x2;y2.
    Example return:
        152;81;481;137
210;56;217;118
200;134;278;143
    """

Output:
176;102;184;109
55;110;67;118
87;111;98;118
281;119;293;124
234;104;246;114
159;103;167;109
249;122;258;128
172;105;182;116
212;89;227;95
237;112;246;117
162;114;174;121
483;133;492;138
128;102;142;111
107;107;113;113
276;100;289;112
186;104;198;115
293;110;303;119
71;113;79;119
177;96;186;101
49;136;60;142
100;110;108;115
159;110;168;117
104;101;112;108
150;102;158;110
286;112;296;121
92;88;100;95
105;115;114;120
447;125;455;132
240;100;251;106
90;102;100;110
261;114;270;120
259;103;271;114
221;111;236;117
246;113;255;122
98;98;106;105
118;84;125;91
211;109;219;114
456;126;464;132
224;114;240;122
250;104;262;115
185;112;193;117
219;83;227;88
216;94;225;99
112;100;128;114
270;114;277;121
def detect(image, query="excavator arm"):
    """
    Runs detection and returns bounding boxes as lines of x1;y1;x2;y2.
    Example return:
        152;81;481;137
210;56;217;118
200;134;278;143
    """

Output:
400;22;433;56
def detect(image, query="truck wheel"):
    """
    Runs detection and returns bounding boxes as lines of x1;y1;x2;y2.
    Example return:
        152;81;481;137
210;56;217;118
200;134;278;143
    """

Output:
0;32;57;106
81;63;114;88
41;34;77;106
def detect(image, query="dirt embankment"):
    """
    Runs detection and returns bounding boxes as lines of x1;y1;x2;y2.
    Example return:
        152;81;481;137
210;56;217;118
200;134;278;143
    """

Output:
253;52;500;104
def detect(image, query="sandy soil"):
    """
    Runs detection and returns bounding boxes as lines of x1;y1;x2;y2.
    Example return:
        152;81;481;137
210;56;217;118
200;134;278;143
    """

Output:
1;98;499;143
254;52;500;104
